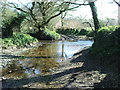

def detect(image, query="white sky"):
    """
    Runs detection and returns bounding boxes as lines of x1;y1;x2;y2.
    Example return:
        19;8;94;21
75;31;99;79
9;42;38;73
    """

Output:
68;0;118;19
8;0;118;19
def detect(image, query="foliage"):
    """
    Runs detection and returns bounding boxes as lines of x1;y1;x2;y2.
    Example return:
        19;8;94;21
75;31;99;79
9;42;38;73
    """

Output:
1;7;26;38
44;28;61;40
0;7;17;38
57;28;79;35
91;26;120;57
56;28;94;37
0;7;18;28
2;32;38;48
6;1;71;31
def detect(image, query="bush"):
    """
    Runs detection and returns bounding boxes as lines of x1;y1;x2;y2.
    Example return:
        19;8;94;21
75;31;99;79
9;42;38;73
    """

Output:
56;28;80;35
56;28;94;37
91;26;120;57
86;31;94;37
78;29;88;35
2;32;38;48
44;28;61;40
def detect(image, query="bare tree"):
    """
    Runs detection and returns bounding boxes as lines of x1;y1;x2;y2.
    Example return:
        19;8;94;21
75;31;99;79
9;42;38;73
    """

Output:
65;0;100;41
2;0;101;40
89;1;100;40
4;0;82;31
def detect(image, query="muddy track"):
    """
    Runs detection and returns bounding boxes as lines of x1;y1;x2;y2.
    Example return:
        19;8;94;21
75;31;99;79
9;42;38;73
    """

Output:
2;47;119;89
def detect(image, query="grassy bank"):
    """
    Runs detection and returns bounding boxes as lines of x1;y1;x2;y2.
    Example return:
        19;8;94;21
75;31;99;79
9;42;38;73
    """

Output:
1;32;38;49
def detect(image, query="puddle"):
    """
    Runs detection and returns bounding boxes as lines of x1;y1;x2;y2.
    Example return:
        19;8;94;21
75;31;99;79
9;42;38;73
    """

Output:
2;40;93;79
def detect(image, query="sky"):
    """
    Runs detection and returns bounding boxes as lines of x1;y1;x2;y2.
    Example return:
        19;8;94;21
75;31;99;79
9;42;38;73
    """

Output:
67;0;118;19
8;0;119;19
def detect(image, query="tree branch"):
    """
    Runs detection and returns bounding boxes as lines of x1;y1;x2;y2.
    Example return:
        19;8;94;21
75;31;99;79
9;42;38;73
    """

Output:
6;2;29;14
37;1;89;29
82;22;94;32
37;10;64;29
113;0;120;7
64;1;89;6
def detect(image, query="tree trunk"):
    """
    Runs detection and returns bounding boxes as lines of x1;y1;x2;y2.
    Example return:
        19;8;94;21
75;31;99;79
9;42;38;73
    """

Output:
89;2;101;41
61;13;64;28
2;26;13;38
118;0;120;25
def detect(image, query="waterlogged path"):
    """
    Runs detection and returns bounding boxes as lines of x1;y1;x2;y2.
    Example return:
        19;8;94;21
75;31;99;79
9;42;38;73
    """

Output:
1;40;118;89
2;40;93;77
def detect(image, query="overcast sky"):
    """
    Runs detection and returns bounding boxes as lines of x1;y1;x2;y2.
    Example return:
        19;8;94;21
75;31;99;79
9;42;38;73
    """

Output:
8;0;118;19
67;0;118;19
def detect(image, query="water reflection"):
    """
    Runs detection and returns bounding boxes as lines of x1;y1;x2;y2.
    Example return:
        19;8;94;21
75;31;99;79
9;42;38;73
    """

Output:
2;40;93;79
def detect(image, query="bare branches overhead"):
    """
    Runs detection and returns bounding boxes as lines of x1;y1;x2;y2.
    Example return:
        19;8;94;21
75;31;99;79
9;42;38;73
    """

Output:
113;0;120;6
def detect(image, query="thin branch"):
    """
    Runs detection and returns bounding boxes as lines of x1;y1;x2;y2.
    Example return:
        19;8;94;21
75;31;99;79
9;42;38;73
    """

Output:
18;0;31;10
82;22;94;32
64;1;89;6
61;12;67;19
7;2;29;13
113;0;120;7
37;1;89;29
38;10;65;28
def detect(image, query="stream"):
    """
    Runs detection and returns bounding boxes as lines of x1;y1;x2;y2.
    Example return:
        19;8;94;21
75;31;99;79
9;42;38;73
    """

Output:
2;40;93;79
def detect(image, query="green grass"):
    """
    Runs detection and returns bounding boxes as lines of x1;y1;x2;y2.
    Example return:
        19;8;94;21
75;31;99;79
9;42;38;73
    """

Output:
1;32;38;49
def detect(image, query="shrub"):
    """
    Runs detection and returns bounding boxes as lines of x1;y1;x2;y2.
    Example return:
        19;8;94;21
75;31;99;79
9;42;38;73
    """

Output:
78;29;88;35
44;28;61;40
56;28;94;37
56;28;80;35
2;32;38;48
91;26;120;57
86;31;94;37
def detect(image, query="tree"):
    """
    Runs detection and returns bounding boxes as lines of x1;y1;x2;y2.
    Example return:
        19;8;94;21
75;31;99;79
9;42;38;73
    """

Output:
113;0;120;6
61;12;68;28
65;0;100;41
0;0;26;38
0;0;16;38
118;0;120;25
113;0;120;25
2;0;101;40
89;1;100;40
5;0;71;31
3;0;86;39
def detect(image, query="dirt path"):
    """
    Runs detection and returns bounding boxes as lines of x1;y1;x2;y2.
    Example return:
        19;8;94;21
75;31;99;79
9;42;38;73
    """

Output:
2;47;119;89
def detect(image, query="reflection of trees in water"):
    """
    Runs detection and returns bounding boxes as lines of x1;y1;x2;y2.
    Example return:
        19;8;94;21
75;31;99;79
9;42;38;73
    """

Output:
22;42;59;57
2;60;27;78
2;57;59;78
2;42;60;78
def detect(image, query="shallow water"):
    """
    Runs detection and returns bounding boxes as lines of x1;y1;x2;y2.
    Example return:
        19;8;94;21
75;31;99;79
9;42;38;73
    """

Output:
2;40;93;79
